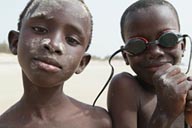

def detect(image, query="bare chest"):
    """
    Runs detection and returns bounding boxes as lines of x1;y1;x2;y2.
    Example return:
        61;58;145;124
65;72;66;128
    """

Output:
138;94;185;128
0;120;99;128
0;113;101;128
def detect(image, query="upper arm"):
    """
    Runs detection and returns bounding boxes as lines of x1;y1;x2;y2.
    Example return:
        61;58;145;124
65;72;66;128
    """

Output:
107;73;139;128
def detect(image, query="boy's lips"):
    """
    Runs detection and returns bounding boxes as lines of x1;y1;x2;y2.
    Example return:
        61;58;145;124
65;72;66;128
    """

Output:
144;62;171;72
145;65;162;72
32;57;62;73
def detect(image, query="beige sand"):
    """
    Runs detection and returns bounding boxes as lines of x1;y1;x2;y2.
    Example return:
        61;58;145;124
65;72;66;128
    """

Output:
1;54;191;115
0;54;133;115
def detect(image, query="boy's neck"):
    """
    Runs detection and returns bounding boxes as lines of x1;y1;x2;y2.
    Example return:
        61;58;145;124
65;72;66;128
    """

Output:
21;72;69;109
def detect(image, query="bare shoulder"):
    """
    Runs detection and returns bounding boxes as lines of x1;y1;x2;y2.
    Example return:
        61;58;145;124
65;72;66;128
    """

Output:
69;97;112;128
108;72;142;104
109;72;141;92
0;104;20;127
88;106;112;128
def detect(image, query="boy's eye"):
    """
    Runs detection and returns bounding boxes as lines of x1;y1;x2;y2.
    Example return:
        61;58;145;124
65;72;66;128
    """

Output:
66;37;80;46
32;26;48;34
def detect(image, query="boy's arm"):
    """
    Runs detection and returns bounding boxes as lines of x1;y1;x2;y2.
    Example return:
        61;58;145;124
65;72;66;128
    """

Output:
148;64;192;128
107;73;138;128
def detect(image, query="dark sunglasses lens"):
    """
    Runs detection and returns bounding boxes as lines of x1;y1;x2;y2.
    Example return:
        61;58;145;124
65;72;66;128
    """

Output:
159;33;179;47
125;38;146;55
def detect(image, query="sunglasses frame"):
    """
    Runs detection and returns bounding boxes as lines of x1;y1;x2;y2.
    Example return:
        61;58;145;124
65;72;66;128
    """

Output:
123;32;184;56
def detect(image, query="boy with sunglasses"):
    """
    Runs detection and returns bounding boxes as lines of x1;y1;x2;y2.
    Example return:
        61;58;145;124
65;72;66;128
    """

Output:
107;0;192;127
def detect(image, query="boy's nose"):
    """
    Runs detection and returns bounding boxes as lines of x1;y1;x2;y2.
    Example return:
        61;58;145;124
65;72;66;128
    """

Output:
41;34;65;55
145;43;164;59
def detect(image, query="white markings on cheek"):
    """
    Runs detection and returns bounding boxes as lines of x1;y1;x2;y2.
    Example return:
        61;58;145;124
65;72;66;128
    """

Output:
31;38;41;44
41;38;51;45
28;38;41;54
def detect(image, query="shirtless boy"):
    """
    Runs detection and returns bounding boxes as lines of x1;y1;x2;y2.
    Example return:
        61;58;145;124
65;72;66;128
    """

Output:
107;0;192;127
0;0;111;128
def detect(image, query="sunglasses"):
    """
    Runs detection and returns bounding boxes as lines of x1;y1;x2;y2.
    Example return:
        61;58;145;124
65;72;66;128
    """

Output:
123;32;184;56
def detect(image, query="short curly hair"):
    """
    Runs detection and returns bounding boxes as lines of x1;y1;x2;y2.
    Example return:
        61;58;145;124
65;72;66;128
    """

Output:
120;0;180;42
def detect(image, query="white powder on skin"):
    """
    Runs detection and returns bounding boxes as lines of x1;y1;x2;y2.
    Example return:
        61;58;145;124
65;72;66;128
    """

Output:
21;0;88;77
25;0;89;20
41;38;51;45
41;38;66;53
29;37;75;74
29;38;42;55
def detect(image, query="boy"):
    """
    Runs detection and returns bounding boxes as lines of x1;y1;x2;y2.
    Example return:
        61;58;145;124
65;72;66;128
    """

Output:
107;0;192;128
0;0;112;128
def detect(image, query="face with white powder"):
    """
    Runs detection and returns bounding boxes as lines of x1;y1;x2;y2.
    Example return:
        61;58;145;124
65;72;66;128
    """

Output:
9;0;92;87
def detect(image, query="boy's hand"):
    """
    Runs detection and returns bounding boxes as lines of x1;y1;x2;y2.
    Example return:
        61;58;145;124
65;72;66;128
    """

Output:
152;63;191;120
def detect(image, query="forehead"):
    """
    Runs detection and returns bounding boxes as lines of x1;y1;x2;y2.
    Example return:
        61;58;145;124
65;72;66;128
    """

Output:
25;0;89;20
124;5;179;39
21;0;91;43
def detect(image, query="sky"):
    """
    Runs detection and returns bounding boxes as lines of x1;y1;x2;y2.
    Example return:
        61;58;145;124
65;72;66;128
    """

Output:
0;0;192;58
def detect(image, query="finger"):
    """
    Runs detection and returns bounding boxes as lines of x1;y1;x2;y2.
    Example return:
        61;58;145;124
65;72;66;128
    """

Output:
177;80;192;94
166;66;181;77
154;64;181;80
161;72;187;87
170;72;187;84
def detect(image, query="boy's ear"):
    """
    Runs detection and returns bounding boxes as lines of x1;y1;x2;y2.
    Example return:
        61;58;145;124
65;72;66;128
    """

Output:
8;30;19;55
181;38;186;57
121;46;129;65
75;53;91;74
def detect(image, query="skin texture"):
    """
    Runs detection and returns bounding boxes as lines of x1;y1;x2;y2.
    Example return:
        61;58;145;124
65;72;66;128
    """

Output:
107;5;192;128
0;0;112;128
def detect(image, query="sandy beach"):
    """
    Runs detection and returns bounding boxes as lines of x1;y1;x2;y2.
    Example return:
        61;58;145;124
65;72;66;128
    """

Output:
0;54;134;115
1;54;192;115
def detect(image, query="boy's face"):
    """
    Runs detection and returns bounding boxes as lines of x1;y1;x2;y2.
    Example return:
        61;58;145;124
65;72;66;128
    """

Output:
122;5;185;83
9;0;91;87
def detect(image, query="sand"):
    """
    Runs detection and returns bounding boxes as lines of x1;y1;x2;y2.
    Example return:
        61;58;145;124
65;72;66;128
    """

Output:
0;54;133;115
1;54;191;115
